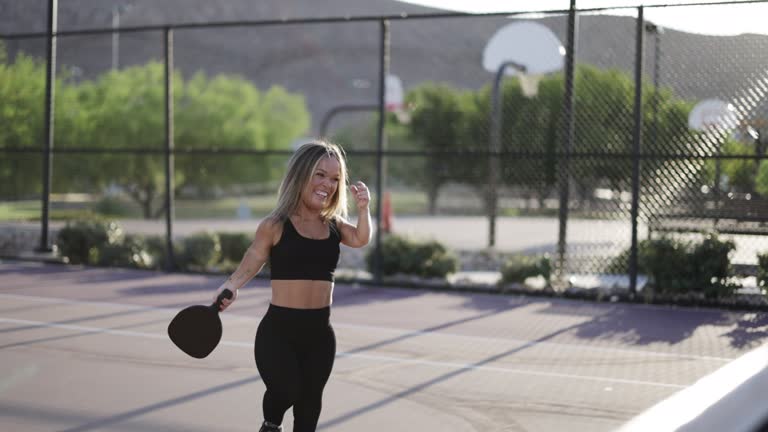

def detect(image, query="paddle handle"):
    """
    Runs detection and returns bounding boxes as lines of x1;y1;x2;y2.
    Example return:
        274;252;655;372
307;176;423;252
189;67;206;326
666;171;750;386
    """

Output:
212;289;234;309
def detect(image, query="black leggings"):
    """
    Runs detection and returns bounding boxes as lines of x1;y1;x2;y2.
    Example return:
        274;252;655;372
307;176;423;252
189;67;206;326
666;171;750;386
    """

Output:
254;304;336;432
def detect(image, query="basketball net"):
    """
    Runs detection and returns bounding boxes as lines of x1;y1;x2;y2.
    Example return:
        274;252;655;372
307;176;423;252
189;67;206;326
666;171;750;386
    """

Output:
519;73;543;98
387;103;411;124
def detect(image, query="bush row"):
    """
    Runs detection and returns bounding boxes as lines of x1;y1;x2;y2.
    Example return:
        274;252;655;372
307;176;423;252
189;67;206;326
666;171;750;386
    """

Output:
606;234;747;299
55;218;252;273
55;218;464;279
365;234;458;278
54;219;768;301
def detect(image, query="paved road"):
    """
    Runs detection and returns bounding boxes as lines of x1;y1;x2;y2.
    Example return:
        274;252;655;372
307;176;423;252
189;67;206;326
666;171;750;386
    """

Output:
1;261;767;431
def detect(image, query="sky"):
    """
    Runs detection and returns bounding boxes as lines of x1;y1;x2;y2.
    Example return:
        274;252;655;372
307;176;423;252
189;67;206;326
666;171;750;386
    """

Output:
398;0;768;36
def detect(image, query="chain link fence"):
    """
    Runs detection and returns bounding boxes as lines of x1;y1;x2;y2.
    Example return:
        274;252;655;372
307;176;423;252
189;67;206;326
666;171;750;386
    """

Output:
2;2;768;291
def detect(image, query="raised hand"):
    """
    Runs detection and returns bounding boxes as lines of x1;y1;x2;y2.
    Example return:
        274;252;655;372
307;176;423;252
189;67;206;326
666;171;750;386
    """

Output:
349;181;370;210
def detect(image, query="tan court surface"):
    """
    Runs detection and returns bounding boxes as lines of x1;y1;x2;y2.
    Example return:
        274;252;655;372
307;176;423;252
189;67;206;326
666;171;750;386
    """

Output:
1;261;767;431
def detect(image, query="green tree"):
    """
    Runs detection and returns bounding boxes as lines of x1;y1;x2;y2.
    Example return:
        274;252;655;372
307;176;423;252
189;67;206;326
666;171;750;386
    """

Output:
175;73;309;196
74;63;174;218
462;65;695;212
458;72;563;211
755;160;768;196
74;63;310;218
0;44;83;199
331;112;419;197
701;138;757;194
721;140;756;193
405;83;476;214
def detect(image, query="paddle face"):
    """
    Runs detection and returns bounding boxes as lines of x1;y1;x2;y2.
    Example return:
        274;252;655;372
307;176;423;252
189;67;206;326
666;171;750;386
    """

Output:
168;289;232;359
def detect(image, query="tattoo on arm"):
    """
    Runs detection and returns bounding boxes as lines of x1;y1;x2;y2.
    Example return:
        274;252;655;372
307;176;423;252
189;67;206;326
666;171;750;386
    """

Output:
229;266;255;286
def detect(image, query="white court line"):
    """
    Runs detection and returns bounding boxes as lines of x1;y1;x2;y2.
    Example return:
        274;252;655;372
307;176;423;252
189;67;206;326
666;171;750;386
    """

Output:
0;293;735;362
0;316;686;389
618;344;768;432
0;293;187;313
0;293;259;321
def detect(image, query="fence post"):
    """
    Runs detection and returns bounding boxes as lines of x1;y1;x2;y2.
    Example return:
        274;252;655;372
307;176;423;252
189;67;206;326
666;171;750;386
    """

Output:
629;7;645;296
374;19;390;283
37;0;58;253
556;0;578;282
164;27;176;271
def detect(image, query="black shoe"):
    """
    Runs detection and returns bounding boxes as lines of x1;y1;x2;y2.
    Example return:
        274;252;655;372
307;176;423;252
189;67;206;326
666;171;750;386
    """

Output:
259;421;282;432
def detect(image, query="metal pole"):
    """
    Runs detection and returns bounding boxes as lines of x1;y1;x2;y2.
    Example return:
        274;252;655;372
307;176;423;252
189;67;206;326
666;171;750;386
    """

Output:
319;104;378;137
37;0;57;253
373;19;390;283
488;60;525;248
629;7;645;296
112;5;119;70
556;0;578;280
652;28;660;148
646;23;663;151
164;28;176;270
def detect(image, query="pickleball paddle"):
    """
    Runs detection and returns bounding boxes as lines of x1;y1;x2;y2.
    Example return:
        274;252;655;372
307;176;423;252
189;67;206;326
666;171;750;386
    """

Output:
168;289;233;359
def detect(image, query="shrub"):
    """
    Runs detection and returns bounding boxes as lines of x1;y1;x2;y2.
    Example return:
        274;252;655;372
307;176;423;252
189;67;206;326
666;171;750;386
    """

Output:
758;252;768;289
608;234;736;298
217;232;252;264
94;234;154;269
180;231;222;271
56;218;124;264
638;237;691;294
501;254;551;284
144;235;167;267
366;234;458;278
689;234;736;298
143;235;185;270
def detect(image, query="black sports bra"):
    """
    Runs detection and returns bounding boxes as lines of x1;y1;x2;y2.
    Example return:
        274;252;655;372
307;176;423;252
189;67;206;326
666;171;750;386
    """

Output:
269;218;341;282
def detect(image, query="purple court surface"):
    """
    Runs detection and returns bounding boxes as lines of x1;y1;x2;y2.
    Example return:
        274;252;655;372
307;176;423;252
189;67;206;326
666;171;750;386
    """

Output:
1;260;766;431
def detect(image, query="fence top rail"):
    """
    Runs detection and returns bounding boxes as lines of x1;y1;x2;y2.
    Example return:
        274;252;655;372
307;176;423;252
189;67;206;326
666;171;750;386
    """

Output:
1;0;766;40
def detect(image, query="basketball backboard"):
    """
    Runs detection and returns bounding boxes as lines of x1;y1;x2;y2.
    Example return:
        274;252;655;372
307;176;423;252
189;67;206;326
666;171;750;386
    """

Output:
385;74;404;111
482;21;565;76
688;98;739;132
385;74;410;123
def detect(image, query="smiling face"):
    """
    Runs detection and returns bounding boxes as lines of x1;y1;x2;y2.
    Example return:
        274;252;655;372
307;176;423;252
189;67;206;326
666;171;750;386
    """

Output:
301;155;342;211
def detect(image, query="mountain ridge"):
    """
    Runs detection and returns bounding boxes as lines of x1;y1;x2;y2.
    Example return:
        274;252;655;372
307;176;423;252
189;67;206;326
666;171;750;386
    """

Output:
3;0;767;133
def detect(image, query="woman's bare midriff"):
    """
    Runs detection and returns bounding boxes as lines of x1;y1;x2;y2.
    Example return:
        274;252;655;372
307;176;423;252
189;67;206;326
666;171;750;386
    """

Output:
270;279;334;309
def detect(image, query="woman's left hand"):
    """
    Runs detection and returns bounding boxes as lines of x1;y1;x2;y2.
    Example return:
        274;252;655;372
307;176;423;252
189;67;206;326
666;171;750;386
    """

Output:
350;181;370;210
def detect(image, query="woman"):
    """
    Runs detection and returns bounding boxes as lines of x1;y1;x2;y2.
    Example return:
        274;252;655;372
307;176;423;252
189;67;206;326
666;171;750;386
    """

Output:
212;140;371;432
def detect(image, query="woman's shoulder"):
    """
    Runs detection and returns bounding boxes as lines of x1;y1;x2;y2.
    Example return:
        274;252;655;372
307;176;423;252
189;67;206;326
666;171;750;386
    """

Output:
255;215;287;247
257;215;286;236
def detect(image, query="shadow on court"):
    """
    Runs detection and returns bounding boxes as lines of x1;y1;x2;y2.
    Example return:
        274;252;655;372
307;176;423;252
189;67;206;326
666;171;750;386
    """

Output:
320;320;585;430
58;376;261;432
340;304;523;357
722;314;768;349
537;302;768;349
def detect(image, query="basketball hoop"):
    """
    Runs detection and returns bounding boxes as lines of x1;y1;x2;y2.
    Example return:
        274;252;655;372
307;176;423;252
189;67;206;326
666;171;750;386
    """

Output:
385;75;410;124
481;21;564;248
387;103;411;124
688;99;739;132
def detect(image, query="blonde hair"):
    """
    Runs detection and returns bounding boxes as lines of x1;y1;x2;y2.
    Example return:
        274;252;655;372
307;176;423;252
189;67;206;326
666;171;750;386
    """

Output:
268;140;349;223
